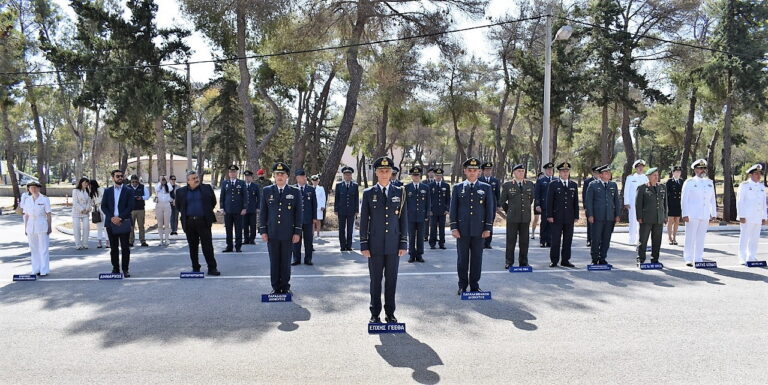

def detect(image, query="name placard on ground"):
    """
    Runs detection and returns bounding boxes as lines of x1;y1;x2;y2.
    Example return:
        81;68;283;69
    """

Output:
639;263;664;270
509;266;533;273
461;291;492;300
261;293;292;302
180;272;205;279
368;323;406;334
587;264;612;271
12;274;36;281
746;261;767;268
695;261;717;269
98;273;123;280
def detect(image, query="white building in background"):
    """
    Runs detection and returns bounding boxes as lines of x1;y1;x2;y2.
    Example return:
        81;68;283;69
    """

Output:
118;154;196;183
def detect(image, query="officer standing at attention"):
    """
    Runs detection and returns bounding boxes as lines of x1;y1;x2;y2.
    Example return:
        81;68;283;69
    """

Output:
220;165;247;252
665;166;684;245
582;166;600;247
623;159;648;245
360;157;408;324
500;164;534;269
736;164;767;265
681;159;717;267
242;170;261;245
584;165;622;265
635;167;668;265
292;169;318;266
390;166;403;187
423;168;435;242
405;166;430;263
428;168;450;250
450;157;495;294
259;162;302;294
334;166;359;252
546;162;579;268
480;162;501;249
534;162;556;248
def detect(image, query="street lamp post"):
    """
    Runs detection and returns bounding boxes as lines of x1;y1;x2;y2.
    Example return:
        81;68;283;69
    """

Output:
542;12;572;167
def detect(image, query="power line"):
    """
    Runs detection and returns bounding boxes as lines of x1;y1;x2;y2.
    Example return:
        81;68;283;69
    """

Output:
0;15;546;78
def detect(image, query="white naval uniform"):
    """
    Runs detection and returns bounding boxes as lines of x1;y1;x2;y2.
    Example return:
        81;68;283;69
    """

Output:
23;194;52;275
623;173;648;244
681;175;717;263
314;185;327;220
736;180;767;263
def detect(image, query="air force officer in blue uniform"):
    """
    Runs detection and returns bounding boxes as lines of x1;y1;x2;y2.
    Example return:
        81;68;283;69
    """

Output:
220;165;247;252
360;157;408;324
546;162;579;268
292;168;318;265
534;162;555;247
428;168;450;249
334;166;359;251
405;166;430;263
450;157;495;294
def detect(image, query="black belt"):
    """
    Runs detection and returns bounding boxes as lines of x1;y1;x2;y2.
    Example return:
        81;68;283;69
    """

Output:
187;216;204;220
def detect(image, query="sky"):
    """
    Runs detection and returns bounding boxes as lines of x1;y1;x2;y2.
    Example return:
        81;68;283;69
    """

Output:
53;0;521;83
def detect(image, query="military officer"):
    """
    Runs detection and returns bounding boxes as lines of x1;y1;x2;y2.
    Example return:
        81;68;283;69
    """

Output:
681;159;717;266
405;166;430;262
292;169;318;266
736;164;767;265
390;166;403;187
242;170;261;245
259;162;302;294
480;162;501;249
546;162;579;268
428;168;450;250
584;164;622;265
666;166;685;245
623;159;648;245
582;166;600;247
334;166;359;252
360;156;408;324
450;157;495;293
500;164;534;269
635;167;667;264
534;162;556;247
220;165;247;252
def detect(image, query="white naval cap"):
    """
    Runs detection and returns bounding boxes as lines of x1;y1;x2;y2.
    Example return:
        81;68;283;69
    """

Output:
691;158;708;169
746;163;763;174
632;159;646;168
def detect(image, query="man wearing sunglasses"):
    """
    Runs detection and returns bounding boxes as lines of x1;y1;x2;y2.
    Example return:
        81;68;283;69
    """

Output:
101;170;135;277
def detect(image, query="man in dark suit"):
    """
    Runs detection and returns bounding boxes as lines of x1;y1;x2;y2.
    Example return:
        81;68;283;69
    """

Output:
101;170;135;277
405;166;430;263
334;166;359;251
360;156;408;324
534;162;556;247
292;168;318;265
259;162;303;294
242;170;261;244
546;162;579;268
450;157;496;293
174;171;220;275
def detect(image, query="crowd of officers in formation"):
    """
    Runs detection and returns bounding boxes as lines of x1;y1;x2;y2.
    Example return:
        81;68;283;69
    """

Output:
18;155;767;325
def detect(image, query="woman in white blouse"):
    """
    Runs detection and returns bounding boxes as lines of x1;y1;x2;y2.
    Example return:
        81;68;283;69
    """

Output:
23;182;52;276
71;178;92;250
155;175;174;246
89;179;107;248
311;174;326;237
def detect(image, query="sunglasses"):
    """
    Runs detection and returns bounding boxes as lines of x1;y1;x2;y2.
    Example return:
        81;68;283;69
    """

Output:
115;175;124;178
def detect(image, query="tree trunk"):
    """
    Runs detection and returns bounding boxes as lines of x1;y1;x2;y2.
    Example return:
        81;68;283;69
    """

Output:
253;85;284;168
374;100;389;159
706;129;719;182
235;4;259;172
154;115;167;176
1;102;21;208
600;102;611;164
619;100;635;195
28;101;47;194
319;0;371;193
679;86;697;179
90;106;100;179
721;73;735;221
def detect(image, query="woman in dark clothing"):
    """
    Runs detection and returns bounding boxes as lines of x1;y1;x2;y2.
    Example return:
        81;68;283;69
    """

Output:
665;166;685;245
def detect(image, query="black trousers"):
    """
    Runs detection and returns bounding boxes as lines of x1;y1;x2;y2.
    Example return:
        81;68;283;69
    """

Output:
424;216;430;241
106;227;130;272
540;217;551;245
368;253;399;317
590;220;615;263
224;212;243;250
638;223;663;262
268;239;292;291
293;223;314;263
243;212;257;243
338;213;355;249
505;221;530;266
586;221;592;243
484;228;494;247
408;221;426;257
184;217;217;271
429;213;446;247
549;221;574;264
457;236;485;290
170;205;179;233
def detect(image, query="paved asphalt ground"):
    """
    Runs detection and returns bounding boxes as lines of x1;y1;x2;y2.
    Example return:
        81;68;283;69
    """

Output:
1;210;767;385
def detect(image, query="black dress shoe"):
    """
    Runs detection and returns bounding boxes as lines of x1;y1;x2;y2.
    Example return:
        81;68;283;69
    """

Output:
457;288;466;295
598;259;608;265
430;246;436;249
122;271;131;278
222;248;233;253
586;241;591;247
650;259;659;264
304;261;314;265
408;257;415;263
484;246;492;249
686;262;693;267
270;290;279;294
504;264;511;270
170;232;178;236
519;263;530;267
439;245;447;249
369;316;382;324
636;258;644;265
540;243;547;248
291;261;301;266
471;288;482;292
561;262;575;268
235;249;242;253
141;242;149;247
549;263;558;268
416;257;425;263
385;315;398;323
207;270;221;276
111;269;120;274
192;268;201;273
591;260;599;265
